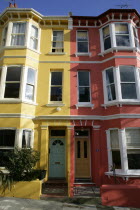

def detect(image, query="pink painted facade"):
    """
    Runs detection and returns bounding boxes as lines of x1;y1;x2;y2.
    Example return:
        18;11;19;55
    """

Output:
69;9;140;197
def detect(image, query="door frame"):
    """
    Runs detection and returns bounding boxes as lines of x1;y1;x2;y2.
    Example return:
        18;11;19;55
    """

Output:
48;128;66;179
74;128;91;178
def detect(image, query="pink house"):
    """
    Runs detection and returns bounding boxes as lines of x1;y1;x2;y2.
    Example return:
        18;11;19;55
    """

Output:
69;9;140;203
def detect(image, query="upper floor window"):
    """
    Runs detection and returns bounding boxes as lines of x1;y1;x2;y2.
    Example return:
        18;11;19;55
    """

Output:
103;66;140;105
107;128;140;175
25;68;36;101
11;22;26;46
77;31;88;53
0;66;37;103
52;31;64;53
1;22;40;52
50;71;62;102
78;71;91;103
100;23;139;53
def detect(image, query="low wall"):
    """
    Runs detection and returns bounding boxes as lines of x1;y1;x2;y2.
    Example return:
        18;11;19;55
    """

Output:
0;180;42;200
101;184;140;208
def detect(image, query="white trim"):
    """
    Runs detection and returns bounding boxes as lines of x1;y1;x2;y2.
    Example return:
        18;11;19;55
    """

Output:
75;103;94;109
46;103;65;107
0;114;34;119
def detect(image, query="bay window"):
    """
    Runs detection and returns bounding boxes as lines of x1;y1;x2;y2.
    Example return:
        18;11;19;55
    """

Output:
78;71;91;103
77;31;89;53
11;22;26;46
0;66;37;103
0;129;16;167
25;68;36;101
107;128;140;175
100;22;139;52
1;21;40;51
103;66;140;105
30;25;39;50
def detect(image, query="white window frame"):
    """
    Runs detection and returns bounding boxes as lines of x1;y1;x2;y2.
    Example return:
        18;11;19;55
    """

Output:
1;21;41;53
106;128;140;176
51;30;64;53
0;65;37;104
76;30;90;56
49;70;63;103
102;66;140;106
77;71;92;105
100;22;139;54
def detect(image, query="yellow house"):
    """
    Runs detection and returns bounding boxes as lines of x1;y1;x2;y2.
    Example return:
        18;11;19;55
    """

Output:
0;7;73;196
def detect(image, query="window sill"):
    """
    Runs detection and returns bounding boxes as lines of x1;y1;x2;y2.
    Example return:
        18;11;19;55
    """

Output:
0;99;38;106
0;46;41;54
46;103;65;107
75;103;94;109
101;101;140;108
75;52;92;57
105;171;140;180
48;52;66;55
99;47;139;56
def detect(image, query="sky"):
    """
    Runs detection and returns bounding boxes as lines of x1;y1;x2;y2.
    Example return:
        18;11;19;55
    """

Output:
0;0;140;16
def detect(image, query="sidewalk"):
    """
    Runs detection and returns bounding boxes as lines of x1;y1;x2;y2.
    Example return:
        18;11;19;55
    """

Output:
0;197;139;210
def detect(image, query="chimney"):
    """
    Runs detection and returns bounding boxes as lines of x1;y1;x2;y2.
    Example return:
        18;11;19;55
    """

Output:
9;2;18;8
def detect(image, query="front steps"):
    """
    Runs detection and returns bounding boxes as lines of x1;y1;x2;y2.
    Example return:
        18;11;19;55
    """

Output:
73;178;100;197
41;180;68;198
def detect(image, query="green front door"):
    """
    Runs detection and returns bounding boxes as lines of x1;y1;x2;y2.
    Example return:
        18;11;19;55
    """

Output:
49;137;65;178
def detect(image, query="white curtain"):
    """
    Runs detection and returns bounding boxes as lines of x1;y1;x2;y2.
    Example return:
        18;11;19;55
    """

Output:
24;130;31;148
126;129;140;148
30;26;38;49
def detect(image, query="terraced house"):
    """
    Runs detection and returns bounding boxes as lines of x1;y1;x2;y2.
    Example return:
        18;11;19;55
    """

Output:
0;4;140;198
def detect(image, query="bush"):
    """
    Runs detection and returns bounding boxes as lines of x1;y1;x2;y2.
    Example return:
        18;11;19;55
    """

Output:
3;147;40;181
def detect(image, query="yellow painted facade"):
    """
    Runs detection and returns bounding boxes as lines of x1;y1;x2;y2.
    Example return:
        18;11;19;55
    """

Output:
0;8;72;196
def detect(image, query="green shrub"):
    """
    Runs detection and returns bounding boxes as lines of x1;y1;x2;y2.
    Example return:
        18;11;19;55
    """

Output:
2;147;40;181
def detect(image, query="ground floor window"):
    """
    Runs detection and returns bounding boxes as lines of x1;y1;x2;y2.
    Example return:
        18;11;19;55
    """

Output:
0;128;33;167
106;128;140;174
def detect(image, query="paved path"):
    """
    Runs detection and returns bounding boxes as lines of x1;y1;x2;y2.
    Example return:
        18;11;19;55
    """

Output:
0;197;139;210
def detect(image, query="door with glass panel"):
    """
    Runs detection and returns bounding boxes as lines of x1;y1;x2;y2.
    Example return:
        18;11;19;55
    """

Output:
75;130;90;178
49;130;65;178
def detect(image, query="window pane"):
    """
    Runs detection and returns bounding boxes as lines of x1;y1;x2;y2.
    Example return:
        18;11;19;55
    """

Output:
116;35;130;47
27;68;35;85
103;26;110;38
50;87;62;101
25;85;34;100
77;31;88;41
121;83;137;99
77;141;80;158
78;72;89;86
12;22;26;33
0;149;13;167
112;151;121;169
4;83;20;98
107;84;116;101
110;130;119;149
126;129;140;148
51;72;62;85
128;152;140;169
6;67;21;81
31;25;38;38
106;69;114;84
51;130;65;136
52;42;63;48
79;87;90;102
30;37;38;50
53;31;63;41
22;130;31;148
115;24;129;34
104;37;111;50
11;35;25;46
78;42;88;52
0;130;15;147
120;66;135;82
75;130;89;137
84;141;87;158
